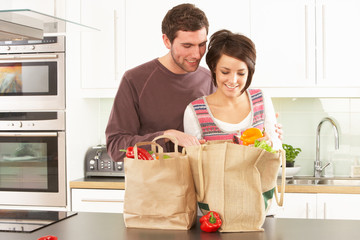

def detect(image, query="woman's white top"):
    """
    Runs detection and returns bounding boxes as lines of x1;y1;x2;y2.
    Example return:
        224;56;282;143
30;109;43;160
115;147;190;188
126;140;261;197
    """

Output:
183;90;282;150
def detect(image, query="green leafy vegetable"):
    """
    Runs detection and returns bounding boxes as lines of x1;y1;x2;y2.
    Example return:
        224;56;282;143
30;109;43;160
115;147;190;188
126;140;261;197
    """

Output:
282;143;302;163
254;140;277;153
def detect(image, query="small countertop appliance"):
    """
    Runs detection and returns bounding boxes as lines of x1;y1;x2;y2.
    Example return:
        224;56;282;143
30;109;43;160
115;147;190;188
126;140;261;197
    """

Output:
84;145;124;177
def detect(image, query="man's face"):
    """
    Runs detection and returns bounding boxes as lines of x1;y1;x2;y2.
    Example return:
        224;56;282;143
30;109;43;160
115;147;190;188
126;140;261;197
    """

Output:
166;28;207;74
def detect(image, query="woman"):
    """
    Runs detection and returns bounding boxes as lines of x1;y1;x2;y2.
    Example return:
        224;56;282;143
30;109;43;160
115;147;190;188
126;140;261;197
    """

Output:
184;29;281;149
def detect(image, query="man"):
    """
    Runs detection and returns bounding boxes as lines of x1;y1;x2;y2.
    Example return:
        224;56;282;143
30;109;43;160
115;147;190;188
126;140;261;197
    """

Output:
106;4;215;162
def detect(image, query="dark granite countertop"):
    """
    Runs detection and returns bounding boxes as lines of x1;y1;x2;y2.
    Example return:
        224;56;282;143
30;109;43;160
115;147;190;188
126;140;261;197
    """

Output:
1;212;360;240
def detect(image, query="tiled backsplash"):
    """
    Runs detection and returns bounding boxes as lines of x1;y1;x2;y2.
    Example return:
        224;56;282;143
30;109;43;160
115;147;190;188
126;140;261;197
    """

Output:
99;98;360;177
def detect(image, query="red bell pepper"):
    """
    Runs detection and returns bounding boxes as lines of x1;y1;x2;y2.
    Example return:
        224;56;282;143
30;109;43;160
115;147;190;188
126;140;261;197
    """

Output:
120;147;153;160
199;211;222;232
38;236;58;240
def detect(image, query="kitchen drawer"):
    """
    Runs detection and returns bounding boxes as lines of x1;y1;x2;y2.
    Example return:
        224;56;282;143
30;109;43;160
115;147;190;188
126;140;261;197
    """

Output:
71;189;124;213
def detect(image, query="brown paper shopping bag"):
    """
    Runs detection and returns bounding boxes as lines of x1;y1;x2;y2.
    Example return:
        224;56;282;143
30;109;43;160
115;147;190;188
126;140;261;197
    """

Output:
123;135;197;230
186;140;285;232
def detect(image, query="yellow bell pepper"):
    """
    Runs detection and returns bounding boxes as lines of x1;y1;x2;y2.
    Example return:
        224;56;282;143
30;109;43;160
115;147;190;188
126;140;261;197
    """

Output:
240;128;263;146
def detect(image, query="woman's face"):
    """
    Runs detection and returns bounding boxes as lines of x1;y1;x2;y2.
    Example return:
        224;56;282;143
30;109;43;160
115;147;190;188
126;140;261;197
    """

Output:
214;54;248;98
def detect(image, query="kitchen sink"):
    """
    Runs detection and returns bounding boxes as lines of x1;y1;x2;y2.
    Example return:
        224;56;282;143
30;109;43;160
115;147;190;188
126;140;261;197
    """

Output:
285;177;360;186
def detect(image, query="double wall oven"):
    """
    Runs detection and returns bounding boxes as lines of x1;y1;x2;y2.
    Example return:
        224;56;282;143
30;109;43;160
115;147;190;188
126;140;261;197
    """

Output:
0;36;66;207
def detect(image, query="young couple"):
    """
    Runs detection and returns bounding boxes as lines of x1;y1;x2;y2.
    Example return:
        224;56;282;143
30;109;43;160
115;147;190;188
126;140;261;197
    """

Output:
106;3;282;162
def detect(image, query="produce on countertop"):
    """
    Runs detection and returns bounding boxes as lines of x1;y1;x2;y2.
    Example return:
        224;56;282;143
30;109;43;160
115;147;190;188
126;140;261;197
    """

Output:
199;211;222;232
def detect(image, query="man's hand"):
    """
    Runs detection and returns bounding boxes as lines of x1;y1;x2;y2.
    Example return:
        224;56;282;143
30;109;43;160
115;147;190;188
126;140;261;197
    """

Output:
164;129;204;147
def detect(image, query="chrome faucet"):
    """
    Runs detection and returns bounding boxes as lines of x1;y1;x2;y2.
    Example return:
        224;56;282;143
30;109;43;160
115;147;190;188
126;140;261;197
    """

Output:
315;117;339;178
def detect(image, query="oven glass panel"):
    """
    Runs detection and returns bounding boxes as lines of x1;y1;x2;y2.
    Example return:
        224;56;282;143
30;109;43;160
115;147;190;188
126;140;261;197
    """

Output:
0;62;57;96
0;137;58;192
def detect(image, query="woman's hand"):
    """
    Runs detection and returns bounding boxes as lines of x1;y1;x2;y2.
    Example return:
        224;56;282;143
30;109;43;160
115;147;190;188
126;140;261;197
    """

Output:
275;123;283;141
275;113;283;140
257;131;273;147
164;129;204;147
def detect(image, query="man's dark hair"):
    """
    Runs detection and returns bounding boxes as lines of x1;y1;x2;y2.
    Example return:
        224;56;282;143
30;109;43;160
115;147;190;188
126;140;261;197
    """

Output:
162;3;209;43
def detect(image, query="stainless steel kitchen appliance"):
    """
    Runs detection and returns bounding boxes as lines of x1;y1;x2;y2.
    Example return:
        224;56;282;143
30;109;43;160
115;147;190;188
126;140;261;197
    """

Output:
0;210;76;232
0;36;65;110
0;111;66;207
85;145;124;177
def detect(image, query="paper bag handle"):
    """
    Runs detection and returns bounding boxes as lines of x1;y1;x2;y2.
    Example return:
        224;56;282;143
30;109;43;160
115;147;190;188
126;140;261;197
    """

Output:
274;149;286;206
197;145;205;202
152;135;180;154
133;141;163;160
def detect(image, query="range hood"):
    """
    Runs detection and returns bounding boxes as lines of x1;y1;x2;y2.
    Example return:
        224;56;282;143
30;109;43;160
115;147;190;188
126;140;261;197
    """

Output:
0;9;99;41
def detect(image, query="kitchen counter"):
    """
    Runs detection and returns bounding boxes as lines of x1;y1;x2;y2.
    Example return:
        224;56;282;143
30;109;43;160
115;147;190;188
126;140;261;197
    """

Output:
280;183;360;194
69;177;360;194
70;177;125;189
1;212;360;240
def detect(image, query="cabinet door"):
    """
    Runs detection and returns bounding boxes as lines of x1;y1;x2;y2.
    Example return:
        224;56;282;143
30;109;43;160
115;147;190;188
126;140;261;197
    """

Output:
80;0;125;91
275;193;317;219
316;0;360;87
124;0;183;70
250;0;316;88
317;194;360;220
71;189;125;213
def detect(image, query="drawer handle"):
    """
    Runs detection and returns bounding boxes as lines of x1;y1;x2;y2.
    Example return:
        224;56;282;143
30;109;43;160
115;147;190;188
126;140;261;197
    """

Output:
81;199;124;203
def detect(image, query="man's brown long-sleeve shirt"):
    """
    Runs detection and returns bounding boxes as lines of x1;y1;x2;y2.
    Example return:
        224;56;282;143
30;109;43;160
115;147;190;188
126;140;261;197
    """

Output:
105;59;215;162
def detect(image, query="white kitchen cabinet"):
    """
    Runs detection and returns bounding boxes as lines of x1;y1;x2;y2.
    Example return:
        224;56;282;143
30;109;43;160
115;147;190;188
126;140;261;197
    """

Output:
71;189;125;213
275;193;317;219
276;193;360;220
315;0;360;87
317;194;360;220
251;0;360;97
79;0;126;97
250;0;316;88
79;0;251;97
76;0;360;97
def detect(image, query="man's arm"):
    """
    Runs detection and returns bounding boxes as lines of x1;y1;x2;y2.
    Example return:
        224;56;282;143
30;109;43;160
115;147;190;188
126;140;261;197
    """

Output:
105;75;165;162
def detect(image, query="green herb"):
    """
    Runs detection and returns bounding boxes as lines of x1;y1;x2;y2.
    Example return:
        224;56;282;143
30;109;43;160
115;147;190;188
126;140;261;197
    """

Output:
282;143;302;163
254;140;277;153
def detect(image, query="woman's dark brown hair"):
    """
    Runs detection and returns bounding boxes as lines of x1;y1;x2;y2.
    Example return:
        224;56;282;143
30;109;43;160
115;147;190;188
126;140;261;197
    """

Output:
206;29;256;93
162;3;209;43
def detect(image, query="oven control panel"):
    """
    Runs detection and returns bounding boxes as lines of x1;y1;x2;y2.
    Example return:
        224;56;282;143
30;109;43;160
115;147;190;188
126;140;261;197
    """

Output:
0;36;64;53
0;111;65;131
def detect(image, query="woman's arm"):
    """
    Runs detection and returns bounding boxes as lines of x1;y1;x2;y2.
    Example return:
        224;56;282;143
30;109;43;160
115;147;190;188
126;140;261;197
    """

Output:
183;104;203;140
263;91;283;150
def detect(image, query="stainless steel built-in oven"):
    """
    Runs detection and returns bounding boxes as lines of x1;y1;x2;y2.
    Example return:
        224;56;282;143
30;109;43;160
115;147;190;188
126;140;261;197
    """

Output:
0;36;65;110
0;111;66;207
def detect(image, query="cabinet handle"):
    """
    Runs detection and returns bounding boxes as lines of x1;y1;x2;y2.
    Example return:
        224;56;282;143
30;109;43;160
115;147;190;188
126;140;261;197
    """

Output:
0;132;58;137
304;4;309;80
0;54;58;60
321;4;326;80
113;9;119;81
81;199;124;203
323;202;327;219
306;202;309;219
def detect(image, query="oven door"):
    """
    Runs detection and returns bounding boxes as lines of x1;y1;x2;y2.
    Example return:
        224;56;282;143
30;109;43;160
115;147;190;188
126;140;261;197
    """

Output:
0;52;65;110
0;132;65;207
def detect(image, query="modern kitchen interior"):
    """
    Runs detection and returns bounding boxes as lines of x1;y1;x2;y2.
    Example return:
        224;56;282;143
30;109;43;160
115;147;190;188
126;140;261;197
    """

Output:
1;0;360;239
